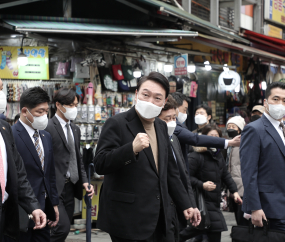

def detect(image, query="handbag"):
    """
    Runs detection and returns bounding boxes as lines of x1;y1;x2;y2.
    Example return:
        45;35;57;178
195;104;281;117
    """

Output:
111;55;124;81
231;219;285;242
74;63;90;78
121;57;134;81
193;187;211;230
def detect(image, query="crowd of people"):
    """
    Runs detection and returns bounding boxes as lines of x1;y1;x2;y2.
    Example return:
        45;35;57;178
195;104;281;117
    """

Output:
0;72;284;242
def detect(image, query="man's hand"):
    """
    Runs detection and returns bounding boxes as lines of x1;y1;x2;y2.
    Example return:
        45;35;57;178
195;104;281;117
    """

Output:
83;183;94;199
233;192;243;205
48;206;59;227
31;209;46;230
132;133;149;154
228;135;241;147
203;181;216;191
183;208;201;227
252;209;267;227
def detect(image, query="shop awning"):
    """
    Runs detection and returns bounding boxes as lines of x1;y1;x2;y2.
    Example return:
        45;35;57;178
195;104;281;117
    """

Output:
197;33;285;64
134;0;249;44
2;19;198;37
241;29;285;51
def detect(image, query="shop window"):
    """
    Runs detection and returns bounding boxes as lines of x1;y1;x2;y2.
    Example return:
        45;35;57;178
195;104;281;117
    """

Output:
191;0;210;22
219;7;234;30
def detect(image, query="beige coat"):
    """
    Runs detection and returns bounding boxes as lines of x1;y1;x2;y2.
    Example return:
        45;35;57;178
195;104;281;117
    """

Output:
228;146;244;197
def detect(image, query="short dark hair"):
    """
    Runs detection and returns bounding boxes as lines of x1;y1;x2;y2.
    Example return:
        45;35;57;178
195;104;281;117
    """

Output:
20;87;50;110
162;95;178;112
53;88;79;110
14;113;20;123
195;104;212;121
265;82;285;99
201;124;222;137
137;72;169;98
171;92;191;107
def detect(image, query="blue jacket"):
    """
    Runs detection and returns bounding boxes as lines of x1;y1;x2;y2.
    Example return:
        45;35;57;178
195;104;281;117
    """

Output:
240;115;285;219
174;121;226;172
12;121;59;226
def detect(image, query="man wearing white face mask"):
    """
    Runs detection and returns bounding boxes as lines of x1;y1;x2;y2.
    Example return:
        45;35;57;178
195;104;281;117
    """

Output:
241;82;285;231
158;95;198;242
12;87;59;242
95;72;201;242
45;88;94;242
193;104;212;134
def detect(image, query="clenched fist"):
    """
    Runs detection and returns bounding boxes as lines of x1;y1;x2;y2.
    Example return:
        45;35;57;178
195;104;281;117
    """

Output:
203;181;216;191
133;133;149;154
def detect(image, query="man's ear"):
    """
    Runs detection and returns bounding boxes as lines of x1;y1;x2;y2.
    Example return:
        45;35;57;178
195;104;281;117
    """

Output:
208;115;211;121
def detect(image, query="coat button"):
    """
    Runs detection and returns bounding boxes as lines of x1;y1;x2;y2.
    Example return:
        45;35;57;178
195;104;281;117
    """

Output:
156;195;160;200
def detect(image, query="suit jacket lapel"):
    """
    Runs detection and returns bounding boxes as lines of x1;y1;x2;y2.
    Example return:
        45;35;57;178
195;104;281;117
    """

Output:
263;115;285;157
126;108;158;176
16;122;43;173
39;130;49;174
155;120;166;177
52;116;70;152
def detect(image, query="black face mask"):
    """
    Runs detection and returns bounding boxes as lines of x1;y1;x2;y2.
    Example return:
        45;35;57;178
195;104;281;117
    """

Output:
227;129;239;138
251;115;261;122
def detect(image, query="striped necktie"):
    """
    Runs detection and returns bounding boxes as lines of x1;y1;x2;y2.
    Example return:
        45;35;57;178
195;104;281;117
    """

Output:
33;131;44;170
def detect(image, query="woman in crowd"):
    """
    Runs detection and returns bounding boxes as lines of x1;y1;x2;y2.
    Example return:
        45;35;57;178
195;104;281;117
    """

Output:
226;116;249;226
181;124;242;242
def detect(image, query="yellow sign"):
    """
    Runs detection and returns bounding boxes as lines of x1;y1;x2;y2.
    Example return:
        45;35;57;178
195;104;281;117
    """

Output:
0;46;49;79
82;180;103;221
265;24;283;39
268;0;285;25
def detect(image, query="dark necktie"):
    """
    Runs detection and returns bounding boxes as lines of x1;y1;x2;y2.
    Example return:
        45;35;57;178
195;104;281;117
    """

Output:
279;122;285;138
66;123;79;184
33;131;44;170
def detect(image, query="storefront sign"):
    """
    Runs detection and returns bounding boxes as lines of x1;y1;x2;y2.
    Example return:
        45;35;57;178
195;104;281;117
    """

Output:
264;24;283;38
174;54;188;75
0;46;49;79
265;0;285;26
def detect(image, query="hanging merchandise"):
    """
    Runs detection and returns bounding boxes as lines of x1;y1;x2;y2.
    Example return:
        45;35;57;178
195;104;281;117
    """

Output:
70;56;84;72
93;125;100;141
266;66;274;84
80;124;87;141
73;77;84;84
183;81;191;96
189;81;198;98
118;80;130;92
111;55;124;81
95;104;101;121
94;66;103;106
101;106;108;122
128;79;137;92
218;65;241;91
86;124;93;141
56;62;69;76
98;66;113;91
76;103;82;123
81;104;88;123
87;82;94;105
121;57;134;81
75;63;90;78
138;55;147;76
272;66;285;82
87;105;95;123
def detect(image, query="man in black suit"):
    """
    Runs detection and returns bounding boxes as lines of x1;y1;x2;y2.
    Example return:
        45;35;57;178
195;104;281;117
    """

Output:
0;78;46;242
158;95;196;242
12;87;59;242
45;88;94;242
94;72;201;242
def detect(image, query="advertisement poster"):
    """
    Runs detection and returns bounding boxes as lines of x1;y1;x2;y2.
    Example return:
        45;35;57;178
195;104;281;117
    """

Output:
0;46;49;79
265;0;285;26
174;53;188;75
264;24;283;38
82;180;103;221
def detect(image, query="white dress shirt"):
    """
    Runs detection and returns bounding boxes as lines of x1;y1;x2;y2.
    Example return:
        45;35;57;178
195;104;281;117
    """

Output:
55;114;75;178
264;112;285;145
0;132;8;203
19;119;44;156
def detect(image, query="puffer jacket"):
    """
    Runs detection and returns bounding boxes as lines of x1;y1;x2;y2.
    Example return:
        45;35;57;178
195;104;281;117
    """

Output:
188;147;237;232
228;147;244;197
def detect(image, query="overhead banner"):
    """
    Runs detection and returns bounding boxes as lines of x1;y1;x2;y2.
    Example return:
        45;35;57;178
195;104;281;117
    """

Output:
174;54;188;75
0;46;49;79
265;0;285;26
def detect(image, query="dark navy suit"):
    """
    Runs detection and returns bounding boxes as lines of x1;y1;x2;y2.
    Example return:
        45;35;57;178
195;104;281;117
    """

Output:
174;121;226;172
241;114;285;230
12;121;59;241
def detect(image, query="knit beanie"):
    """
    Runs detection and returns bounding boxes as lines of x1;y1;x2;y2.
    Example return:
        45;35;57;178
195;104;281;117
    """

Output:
226;116;245;131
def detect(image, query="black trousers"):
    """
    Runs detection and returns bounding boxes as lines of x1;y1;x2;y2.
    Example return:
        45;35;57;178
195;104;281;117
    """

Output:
51;181;75;242
19;225;50;242
230;197;249;226
110;210;164;242
179;227;221;242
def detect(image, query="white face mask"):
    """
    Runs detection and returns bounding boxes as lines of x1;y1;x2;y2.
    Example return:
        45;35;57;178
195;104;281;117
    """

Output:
136;96;164;119
177;112;187;123
195;114;208;125
266;100;285;120
0;91;7;114
59;106;78;121
167;121;177;137
26;109;48;130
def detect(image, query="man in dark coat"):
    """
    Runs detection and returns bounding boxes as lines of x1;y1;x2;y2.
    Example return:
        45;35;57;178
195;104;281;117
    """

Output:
0;78;46;242
158;95;197;242
94;72;200;242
